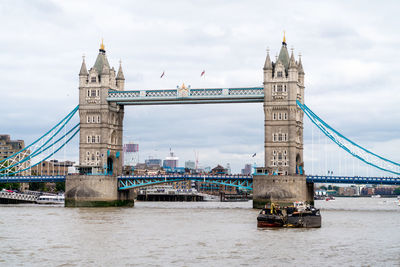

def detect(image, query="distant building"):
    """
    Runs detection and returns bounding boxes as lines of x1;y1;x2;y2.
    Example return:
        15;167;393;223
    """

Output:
241;164;252;175
226;163;231;175
338;186;359;196
0;134;30;176
31;160;74;176
145;158;162;167
168;180;192;190
163;151;178;169
123;142;139;166
211;165;227;174
132;163;164;175
185;160;195;170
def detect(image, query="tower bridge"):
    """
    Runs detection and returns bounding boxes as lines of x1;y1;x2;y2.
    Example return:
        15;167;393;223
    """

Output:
1;35;399;207
67;35;309;207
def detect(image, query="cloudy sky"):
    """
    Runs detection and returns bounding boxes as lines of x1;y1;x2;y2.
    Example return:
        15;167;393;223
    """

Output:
0;0;399;174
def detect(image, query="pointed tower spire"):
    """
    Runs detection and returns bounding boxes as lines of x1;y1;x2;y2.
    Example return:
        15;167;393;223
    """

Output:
277;32;290;70
100;38;105;52
298;53;304;74
116;60;125;90
289;49;296;69
79;55;88;75
264;48;273;70
116;60;125;80
282;31;287;46
93;39;110;73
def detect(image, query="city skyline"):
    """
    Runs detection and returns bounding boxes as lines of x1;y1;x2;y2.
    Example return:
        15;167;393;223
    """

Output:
1;1;399;174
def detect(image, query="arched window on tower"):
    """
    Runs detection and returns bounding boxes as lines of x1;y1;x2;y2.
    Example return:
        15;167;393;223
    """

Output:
111;131;117;144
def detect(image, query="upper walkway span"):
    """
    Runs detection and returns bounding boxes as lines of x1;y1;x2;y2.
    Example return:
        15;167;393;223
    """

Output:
107;87;264;105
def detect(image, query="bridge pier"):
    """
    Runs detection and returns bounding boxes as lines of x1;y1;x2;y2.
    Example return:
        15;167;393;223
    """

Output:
252;174;314;208
65;175;135;207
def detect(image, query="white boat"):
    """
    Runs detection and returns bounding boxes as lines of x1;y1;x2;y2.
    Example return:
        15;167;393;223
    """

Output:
36;194;64;204
371;195;381;198
200;193;220;202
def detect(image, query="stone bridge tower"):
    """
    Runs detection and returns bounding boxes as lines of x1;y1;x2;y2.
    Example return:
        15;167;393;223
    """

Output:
77;41;125;176
253;34;313;208
263;34;305;175
65;42;134;207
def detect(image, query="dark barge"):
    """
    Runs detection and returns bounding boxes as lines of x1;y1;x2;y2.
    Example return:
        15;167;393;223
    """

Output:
257;202;321;228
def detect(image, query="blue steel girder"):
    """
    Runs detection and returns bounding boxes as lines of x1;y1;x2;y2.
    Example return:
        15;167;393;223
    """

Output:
107;87;264;105
118;175;254;190
118;174;400;190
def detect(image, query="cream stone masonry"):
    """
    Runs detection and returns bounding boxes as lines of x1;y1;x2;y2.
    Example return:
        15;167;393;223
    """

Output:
263;36;305;176
78;41;125;175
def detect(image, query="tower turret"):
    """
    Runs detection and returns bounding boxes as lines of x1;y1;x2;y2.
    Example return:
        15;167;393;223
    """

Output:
263;49;273;82
288;50;298;81
298;54;305;86
116;61;125;90
79;56;88;86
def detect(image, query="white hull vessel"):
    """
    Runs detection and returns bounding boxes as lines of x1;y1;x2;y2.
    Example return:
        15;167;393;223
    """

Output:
36;194;64;204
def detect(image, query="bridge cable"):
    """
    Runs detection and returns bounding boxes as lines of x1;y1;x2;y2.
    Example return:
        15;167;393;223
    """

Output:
297;100;400;176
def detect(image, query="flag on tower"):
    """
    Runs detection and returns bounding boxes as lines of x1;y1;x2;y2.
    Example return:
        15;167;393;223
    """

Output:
200;70;205;77
160;71;165;78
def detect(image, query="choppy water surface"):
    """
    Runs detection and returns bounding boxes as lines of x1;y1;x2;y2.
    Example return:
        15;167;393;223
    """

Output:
0;198;399;266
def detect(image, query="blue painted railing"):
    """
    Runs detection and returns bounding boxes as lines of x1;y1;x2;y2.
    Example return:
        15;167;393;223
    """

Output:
306;175;400;185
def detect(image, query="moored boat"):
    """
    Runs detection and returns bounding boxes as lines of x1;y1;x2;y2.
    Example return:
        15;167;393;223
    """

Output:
257;204;285;227
36;194;64;204
285;201;321;228
257;202;321;228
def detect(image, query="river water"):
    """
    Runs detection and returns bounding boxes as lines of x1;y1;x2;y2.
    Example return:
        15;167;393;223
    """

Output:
0;198;399;266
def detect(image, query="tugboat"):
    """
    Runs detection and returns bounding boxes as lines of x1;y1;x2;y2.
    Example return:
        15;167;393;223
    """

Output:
257;202;321;228
257;203;285;227
285;201;321;228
